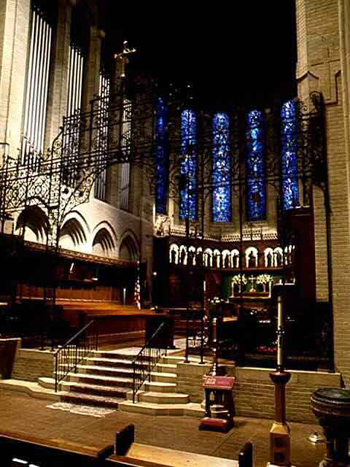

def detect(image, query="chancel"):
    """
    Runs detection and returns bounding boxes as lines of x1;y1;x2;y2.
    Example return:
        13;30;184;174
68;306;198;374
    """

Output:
0;0;350;466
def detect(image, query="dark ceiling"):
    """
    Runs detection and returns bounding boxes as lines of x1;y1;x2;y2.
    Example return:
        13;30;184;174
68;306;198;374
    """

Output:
103;1;297;108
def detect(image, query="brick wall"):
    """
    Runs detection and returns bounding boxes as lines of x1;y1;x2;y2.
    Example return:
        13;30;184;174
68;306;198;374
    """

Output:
12;349;54;382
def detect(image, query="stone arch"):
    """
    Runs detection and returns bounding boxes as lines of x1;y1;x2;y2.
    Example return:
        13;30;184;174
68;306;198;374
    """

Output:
92;228;116;257
273;247;283;267
245;246;258;268
231;249;240;268
264;247;274;267
222;249;231;268
188;246;196;266
213;249;221;268
16;205;48;243
169;243;179;264
204;248;213;267
59;218;88;249
179;245;187;265
119;230;139;261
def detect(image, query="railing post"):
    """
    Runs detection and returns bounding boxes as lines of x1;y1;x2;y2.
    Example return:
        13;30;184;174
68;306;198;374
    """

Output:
55;353;58;392
200;311;205;364
133;361;136;403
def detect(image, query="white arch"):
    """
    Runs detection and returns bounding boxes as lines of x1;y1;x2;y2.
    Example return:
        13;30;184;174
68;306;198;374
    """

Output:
179;245;187;265
203;248;213;267
245;247;259;268
92;228;116;257
231;249;240;268
169;243;179;264
15;205;48;244
59;216;88;250
188;246;196;266
222;249;231;268
273;247;283;267
213;249;221;268
264;247;274;267
119;230;139;261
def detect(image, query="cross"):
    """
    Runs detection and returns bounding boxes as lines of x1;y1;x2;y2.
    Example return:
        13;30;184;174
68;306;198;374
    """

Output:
114;40;137;78
310;44;341;104
248;275;256;292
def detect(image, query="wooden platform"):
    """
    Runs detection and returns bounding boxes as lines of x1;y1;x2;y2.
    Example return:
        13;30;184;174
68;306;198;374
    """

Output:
57;301;156;327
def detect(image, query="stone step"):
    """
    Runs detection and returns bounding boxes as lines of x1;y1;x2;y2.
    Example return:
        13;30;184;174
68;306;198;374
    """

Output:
119;400;204;418
63;381;130;399
68;372;134;388
160;356;185;365
155;363;178;374
85;357;141;368
39;377;129;399
69;373;177;393
60;391;123;409
76;364;177;383
139;391;189;405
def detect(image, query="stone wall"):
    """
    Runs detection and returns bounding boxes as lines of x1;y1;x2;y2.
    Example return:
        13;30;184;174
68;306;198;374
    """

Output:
234;367;340;423
176;363;341;423
176;362;212;403
12;349;54;382
0;338;20;379
296;0;350;384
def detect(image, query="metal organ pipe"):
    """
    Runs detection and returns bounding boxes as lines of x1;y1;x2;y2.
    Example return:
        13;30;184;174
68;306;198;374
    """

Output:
22;8;52;162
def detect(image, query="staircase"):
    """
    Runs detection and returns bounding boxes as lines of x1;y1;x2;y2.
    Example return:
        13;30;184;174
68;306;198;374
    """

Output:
39;351;203;416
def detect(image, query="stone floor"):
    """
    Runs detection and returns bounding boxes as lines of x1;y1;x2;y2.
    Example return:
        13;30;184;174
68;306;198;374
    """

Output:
0;388;325;466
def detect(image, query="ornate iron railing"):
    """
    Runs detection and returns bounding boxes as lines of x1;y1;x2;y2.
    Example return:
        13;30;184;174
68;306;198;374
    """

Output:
54;319;98;392
132;321;169;403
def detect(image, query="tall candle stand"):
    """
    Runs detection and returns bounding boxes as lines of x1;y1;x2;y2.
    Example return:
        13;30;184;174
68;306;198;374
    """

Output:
268;288;292;467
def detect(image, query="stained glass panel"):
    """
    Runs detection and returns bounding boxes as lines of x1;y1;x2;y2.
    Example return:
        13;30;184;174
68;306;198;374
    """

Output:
212;113;231;222
246;110;266;221
155;98;168;214
180;109;197;220
281;100;299;210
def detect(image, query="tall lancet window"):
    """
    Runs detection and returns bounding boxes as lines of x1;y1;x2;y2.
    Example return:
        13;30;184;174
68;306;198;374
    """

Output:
155;98;168;215
246;110;266;221
281;100;299;210
120;99;132;211
94;69;111;201
22;2;53;161
180;109;197;221
212;113;231;222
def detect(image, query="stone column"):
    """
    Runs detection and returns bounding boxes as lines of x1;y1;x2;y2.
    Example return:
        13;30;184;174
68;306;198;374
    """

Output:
44;0;75;149
82;26;104;111
296;0;350;382
0;0;31;158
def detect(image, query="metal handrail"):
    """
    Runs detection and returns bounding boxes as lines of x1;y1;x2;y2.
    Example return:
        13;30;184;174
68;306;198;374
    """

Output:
54;319;98;392
132;321;168;403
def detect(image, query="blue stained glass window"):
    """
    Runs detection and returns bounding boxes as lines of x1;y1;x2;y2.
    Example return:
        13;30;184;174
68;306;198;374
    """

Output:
246;110;266;221
281;100;299;210
155;98;168;214
180;109;197;220
212;113;231;222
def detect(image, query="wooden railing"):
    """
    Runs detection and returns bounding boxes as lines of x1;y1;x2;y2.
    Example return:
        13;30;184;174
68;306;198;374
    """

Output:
54;319;98;392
